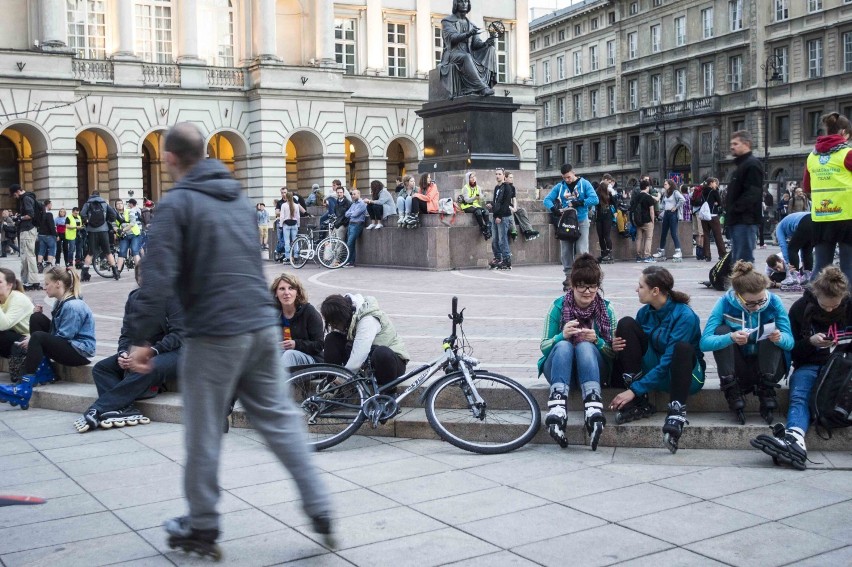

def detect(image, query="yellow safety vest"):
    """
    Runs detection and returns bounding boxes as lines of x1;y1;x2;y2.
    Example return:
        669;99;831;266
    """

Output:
459;184;481;210
118;209;141;236
65;215;78;240
808;146;852;222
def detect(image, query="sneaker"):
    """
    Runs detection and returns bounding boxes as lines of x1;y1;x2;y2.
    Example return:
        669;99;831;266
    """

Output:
365;224;375;230
311;513;336;548
635;256;643;263
375;222;383;230
759;244;767;249
642;256;655;263
672;248;682;259
652;249;665;259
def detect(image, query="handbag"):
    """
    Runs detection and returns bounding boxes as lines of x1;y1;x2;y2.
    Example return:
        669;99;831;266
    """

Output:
698;201;712;221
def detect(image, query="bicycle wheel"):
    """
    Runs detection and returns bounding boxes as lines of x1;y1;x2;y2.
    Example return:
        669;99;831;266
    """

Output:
286;365;369;450
289;235;311;269
316;237;349;269
425;370;541;454
92;254;113;278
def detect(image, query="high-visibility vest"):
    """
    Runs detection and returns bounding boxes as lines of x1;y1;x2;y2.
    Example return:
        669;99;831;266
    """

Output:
808;146;852;222
459;184;481;210
118;209;141;236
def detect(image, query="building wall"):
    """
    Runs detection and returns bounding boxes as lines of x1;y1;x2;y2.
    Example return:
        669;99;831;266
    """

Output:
530;0;852;191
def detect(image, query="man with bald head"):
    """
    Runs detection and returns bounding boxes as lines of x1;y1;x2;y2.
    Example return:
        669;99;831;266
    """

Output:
128;122;333;555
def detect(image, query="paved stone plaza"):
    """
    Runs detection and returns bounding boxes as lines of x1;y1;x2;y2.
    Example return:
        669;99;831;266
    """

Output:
0;250;850;566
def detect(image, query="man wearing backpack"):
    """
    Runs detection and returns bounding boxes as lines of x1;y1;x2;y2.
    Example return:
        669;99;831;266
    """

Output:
80;191;119;281
543;163;599;275
8;184;42;290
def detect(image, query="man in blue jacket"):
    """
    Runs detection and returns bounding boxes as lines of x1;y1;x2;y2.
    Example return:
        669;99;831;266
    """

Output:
543;163;599;275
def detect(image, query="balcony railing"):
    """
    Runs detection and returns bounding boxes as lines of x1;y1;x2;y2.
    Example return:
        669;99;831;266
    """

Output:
639;95;720;123
207;67;245;89
72;59;114;83
142;63;181;86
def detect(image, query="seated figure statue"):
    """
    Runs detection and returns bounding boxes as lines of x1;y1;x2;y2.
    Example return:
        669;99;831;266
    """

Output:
439;0;498;98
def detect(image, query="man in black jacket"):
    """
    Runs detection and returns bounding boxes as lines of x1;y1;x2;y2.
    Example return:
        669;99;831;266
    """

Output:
9;184;41;290
489;167;513;270
726;130;764;263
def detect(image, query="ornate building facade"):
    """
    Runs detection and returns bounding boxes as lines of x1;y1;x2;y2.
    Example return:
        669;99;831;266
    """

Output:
0;0;536;210
530;0;852;189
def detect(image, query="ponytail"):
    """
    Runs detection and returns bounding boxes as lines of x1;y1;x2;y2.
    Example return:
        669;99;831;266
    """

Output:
45;266;81;299
642;266;690;304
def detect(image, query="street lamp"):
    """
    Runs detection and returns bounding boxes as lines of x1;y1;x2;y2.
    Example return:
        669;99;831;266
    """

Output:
761;55;784;177
653;103;665;183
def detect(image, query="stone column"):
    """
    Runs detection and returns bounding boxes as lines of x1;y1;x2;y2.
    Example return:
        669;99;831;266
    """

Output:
112;0;138;59
39;0;72;52
415;0;432;78
177;0;203;64
515;0;530;82
252;0;280;62
315;0;336;67
365;0;384;75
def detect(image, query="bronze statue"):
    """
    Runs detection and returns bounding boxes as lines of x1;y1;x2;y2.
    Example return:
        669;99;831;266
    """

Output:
438;0;501;98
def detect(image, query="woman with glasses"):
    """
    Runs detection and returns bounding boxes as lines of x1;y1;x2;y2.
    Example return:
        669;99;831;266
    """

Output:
751;267;851;469
609;266;705;453
538;254;616;451
700;261;794;425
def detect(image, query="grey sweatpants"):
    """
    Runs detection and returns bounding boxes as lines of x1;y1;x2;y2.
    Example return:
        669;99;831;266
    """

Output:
181;326;330;531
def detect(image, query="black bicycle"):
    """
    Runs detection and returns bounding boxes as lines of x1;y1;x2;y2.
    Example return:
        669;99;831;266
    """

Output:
287;297;541;454
93;244;135;278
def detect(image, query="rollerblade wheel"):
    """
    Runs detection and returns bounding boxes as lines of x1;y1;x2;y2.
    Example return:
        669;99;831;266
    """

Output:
663;432;678;454
615;412;626;425
548;425;568;449
589;422;603;451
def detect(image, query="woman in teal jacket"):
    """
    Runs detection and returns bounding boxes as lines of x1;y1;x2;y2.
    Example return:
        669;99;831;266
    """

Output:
609;266;705;453
538;254;616;451
700;261;794;425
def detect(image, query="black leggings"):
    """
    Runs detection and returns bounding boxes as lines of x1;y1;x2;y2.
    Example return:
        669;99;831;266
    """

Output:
324;331;407;385
367;203;384;221
25;312;90;374
0;329;25;358
611;317;693;404
411;199;429;216
464;207;490;230
711;324;785;390
596;215;613;255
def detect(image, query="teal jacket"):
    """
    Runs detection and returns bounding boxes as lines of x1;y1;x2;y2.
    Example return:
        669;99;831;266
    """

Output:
537;295;617;377
699;290;794;358
543;177;599;223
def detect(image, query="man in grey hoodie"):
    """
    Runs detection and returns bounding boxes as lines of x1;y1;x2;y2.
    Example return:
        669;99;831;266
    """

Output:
80;191;119;281
127;123;332;556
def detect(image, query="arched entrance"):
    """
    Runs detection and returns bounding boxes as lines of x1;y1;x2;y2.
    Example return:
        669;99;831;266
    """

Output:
345;136;369;190
285;130;326;194
76;143;88;207
0;136;20;191
385;137;419;185
669;144;692;184
0;122;49;209
141;130;168;201
206;130;248;188
76;128;119;202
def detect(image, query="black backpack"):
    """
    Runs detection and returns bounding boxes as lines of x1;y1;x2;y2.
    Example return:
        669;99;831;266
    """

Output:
23;192;44;229
708;252;732;291
809;350;852;439
555;208;581;241
86;201;107;228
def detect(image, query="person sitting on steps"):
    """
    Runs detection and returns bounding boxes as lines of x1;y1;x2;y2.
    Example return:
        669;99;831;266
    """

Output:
0;268;34;375
458;171;491;240
700;261;794;425
75;262;183;433
505;172;540;241
609;266;706;453
538;254;615;451
401;173;439;228
273;272;324;368
363;180;397;230
395;175;417;225
751;266;852;470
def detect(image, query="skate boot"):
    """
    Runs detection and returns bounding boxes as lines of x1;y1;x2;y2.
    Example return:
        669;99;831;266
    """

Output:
496;258;512;271
0;376;34;410
545;390;569;448
583;393;606;451
99;405;150;429
165;516;222;560
488;257;501;270
672;248;683;262
81;266;91;282
112;265;120;281
750;424;807;470
652;249;665;260
615;393;655;425
756;375;780;425
695;245;705;261
74;408;100;433
662;401;688;454
34;357;57;385
719;374;745;424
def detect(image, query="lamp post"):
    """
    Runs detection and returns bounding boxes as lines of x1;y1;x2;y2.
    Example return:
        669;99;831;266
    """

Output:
654;103;665;183
761;55;783;177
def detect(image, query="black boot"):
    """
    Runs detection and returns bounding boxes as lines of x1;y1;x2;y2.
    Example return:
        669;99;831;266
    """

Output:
662;401;688;454
719;375;745;424
112;265;120;281
756;374;780;425
583;393;606;451
81;266;91;282
545;390;568;448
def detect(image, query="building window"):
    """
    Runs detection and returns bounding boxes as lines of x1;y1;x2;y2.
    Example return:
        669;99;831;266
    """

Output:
574;143;583;165
197;0;235;66
592;141;601;163
729;0;743;31
606;40;615;67
844;33;852;73
651;74;661;103
135;0;173;64
591;18;598;31
530;40;536;52
589;45;598;71
543;59;551;82
573;93;582;121
494;32;508;83
628;32;637;59
433;26;443;68
675;16;686;46
808;0;822;12
67;0;107;59
544;35;551;48
558;29;566;41
701;131;712;154
609;11;616;24
702;62;714;96
336;18;357;74
732;119;745;132
608;139;617;163
543;101;551;127
607;86;615;114
558;98;566;124
675;68;686;98
560;145;569;165
808;38;823;78
774;46;789;82
774;0;788;22
574;24;581;36
557;55;565;80
546;148;554;169
530;64;536;84
806;110;823;138
629;2;639;16
651;25;660;53
591;90;599;118
702;7;714;38
628;79;638;110
387;22;408;77
774;115;790;144
629;135;640;158
729;55;743;91
573;51;582;75
653;0;663;6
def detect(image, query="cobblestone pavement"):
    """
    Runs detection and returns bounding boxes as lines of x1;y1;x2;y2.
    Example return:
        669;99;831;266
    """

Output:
1;248;850;566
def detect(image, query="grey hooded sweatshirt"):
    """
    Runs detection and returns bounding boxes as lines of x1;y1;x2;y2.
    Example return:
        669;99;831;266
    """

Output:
129;159;277;341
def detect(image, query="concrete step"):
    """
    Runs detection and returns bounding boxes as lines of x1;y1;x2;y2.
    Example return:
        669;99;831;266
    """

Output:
16;381;851;451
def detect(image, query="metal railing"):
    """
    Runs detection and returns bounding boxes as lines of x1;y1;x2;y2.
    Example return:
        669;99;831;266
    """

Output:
72;59;114;83
206;67;245;89
142;63;181;86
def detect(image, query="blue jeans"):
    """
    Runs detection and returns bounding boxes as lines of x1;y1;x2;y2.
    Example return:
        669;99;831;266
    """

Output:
396;196;408;214
37;234;56;258
813;240;852;291
659;211;680;249
542;340;602;399
491;217;511;260
729;223;757;264
787;364;820;432
64;239;76;265
346;222;364;265
118;234;142;258
279;225;299;257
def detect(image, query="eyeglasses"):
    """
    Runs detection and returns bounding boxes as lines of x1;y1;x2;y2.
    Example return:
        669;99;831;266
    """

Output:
574;284;599;293
736;292;768;308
